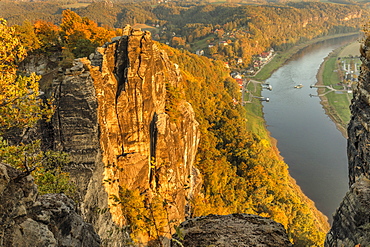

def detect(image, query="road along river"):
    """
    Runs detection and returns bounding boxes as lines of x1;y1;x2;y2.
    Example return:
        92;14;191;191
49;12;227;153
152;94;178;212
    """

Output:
262;35;359;222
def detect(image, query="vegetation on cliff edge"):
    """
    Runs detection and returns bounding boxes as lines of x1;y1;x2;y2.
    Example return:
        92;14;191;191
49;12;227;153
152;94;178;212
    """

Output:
158;42;330;246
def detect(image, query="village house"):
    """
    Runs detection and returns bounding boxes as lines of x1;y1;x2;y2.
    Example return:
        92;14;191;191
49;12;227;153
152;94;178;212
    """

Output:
196;49;204;56
219;41;228;46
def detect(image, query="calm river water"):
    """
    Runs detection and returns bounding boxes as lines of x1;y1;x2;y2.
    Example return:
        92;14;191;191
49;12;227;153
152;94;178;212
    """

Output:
262;36;359;222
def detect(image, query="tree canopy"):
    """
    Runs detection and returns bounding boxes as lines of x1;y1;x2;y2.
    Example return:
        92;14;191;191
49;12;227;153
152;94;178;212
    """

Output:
0;18;47;133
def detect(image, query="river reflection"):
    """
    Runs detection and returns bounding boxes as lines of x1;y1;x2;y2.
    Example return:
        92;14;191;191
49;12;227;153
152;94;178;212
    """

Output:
262;35;359;222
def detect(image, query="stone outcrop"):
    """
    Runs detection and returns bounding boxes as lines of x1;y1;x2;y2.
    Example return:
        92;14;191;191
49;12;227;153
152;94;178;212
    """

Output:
347;39;370;186
51;26;201;245
325;178;370;246
0;163;100;247
19;50;61;76
325;36;370;245
171;214;293;247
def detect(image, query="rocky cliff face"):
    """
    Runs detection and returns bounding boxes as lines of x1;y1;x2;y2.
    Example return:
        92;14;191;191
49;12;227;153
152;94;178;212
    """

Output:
325;37;370;246
0;163;100;247
51;27;201;245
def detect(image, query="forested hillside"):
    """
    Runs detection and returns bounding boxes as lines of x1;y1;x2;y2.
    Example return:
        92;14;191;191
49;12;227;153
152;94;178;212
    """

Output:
0;2;366;245
1;1;367;69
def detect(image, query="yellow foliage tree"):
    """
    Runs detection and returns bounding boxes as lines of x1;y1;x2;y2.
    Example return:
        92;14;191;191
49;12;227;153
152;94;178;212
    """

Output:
0;18;50;133
33;20;60;50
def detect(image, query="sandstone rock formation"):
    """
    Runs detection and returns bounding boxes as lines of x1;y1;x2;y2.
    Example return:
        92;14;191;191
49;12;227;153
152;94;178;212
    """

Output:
325;37;370;246
51;27;201;245
0;163;100;247
171;214;293;247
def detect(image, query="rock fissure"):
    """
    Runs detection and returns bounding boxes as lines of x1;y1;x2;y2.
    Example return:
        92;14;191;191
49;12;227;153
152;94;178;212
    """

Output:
114;41;128;97
149;112;158;190
113;38;129;156
114;90;126;156
53;74;64;152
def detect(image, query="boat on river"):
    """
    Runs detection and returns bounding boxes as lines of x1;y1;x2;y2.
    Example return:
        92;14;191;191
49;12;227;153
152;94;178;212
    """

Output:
294;84;303;89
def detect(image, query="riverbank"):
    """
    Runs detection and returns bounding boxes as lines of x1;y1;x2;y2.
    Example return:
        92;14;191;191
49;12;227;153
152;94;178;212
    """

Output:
245;32;360;142
246;32;360;141
245;32;358;139
252;32;359;81
316;51;348;138
315;40;361;138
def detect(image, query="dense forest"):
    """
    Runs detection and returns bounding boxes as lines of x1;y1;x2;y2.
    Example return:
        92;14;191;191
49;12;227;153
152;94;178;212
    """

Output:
1;0;368;68
1;1;369;245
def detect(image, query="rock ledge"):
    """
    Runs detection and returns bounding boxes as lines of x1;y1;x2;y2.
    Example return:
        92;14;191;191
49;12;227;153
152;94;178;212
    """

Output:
171;214;293;247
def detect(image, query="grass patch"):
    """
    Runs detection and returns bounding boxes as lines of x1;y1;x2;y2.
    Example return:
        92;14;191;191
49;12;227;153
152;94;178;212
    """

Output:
243;83;270;140
339;41;361;57
327;93;352;124
244;104;269;140
319;48;353;134
322;57;341;85
190;34;216;52
253;54;288;81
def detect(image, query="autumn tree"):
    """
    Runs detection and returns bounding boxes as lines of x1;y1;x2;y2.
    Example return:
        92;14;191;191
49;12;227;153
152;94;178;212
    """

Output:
0;17;45;170
171;36;186;48
33;20;60;51
0;18;48;133
60;9;116;58
13;20;41;52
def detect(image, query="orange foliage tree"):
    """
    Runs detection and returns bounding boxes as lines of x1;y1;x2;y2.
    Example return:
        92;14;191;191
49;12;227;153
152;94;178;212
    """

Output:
60;9;117;57
33;20;60;51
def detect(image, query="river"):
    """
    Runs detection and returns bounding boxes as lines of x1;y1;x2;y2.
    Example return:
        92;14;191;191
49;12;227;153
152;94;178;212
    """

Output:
262;36;359;222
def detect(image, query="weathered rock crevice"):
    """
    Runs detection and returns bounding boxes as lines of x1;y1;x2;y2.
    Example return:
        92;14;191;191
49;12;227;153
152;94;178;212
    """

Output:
114;36;129;96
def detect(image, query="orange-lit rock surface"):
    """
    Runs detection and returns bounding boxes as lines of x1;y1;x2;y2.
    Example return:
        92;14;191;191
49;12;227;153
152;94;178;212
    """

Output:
52;27;201;245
